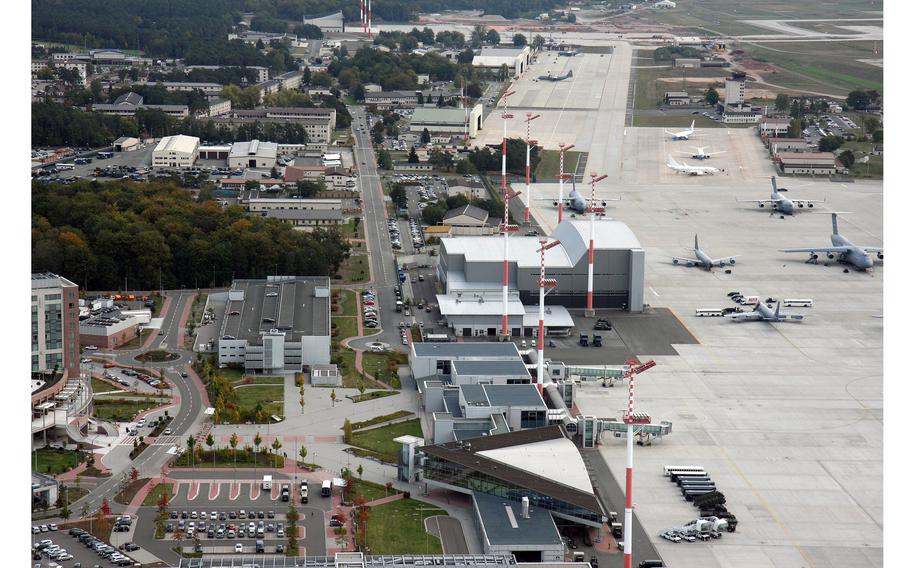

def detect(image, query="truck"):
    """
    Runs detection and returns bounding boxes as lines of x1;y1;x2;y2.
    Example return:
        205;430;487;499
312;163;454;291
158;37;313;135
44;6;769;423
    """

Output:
321;479;332;497
262;475;272;490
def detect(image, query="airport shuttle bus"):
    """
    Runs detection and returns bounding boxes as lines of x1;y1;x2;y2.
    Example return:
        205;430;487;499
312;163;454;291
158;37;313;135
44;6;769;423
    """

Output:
783;299;814;307
665;465;706;478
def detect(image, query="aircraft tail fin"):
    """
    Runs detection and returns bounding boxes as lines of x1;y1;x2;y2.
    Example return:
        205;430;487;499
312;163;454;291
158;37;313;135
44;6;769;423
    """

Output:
694;234;699;251
771;176;779;198
667;154;679;167
775;301;781;319
567;70;573;78
831;212;839;236
690;119;695;131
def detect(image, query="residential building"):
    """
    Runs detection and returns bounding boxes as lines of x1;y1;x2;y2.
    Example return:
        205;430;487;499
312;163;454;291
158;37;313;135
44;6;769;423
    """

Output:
392;161;433;172
324;166;355;189
257;70;305;97
364;90;419;109
31;273;79;376
93;92;189;118
151;134;200;168
185;65;269;83
204;98;232;117
217;276;331;371
284;164;327;182
145;81;224;97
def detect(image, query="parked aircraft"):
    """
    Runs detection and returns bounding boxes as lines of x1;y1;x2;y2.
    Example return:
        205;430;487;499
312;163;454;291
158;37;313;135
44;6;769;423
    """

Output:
666;120;696;140
683;147;724;160
780;212;883;270
737;176;823;215
538;70;573;81
672;235;739;270
726;300;805;322
666;155;721;176
537;176;619;213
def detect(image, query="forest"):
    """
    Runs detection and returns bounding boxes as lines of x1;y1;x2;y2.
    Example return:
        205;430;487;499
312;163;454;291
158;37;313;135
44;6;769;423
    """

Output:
32;180;351;291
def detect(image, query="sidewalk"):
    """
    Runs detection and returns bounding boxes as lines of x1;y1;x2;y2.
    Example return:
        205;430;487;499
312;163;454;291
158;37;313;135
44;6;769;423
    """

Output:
175;292;197;350
141;295;172;350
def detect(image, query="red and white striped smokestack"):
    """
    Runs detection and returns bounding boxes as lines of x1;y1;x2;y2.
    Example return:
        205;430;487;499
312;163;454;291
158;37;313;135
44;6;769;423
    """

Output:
536;237;560;393
524;113;540;225
557;143;574;225
499;91;516;337
586;173;608;314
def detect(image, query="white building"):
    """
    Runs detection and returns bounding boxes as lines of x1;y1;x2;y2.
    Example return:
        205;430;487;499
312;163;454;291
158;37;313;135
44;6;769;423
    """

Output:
248;197;342;214
410;105;484;138
472;47;532;77
724;72;746;106
304;11;345;33
228;139;279;169
654;0;677;7
152;135;200;168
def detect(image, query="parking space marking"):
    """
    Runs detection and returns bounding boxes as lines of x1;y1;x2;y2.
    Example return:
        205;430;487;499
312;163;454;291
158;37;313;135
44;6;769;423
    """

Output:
229;482;241;501
270;484;280;500
250;483;260;500
187;481;201;501
209;482;221;500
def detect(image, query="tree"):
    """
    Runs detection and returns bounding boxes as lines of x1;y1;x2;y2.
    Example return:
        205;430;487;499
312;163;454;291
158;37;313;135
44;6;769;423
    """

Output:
704;87;719;106
343;418;353;444
470;25;487;48
497;63;510;81
253;432;262;455
567;12;577;23
186;436;196;467
371;122;385;144
173;526;186;553
357;382;366;398
101;498;112;516
872;129;883;143
357;463;364;479
838;149;855;168
303;66;312;85
377;149;393;170
80;501;89;520
421;128;431;144
532;35;546;51
864;117;881;134
485;29;501;45
775;94;791;112
512;34;527;47
129;467;139;481
352;83;365;101
408;147;420;163
846;90;871;110
270;438;282;468
818;135;844;152
206;433;216;468
229;432;239;468
330;389;337;407
157;486;170;513
299;445;308;466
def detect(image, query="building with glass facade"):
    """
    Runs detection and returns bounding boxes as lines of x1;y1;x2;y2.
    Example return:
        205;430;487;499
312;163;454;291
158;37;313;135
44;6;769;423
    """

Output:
31;273;79;377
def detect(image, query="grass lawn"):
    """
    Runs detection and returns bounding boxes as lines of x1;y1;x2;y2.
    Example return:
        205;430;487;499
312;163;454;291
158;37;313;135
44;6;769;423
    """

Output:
348;419;423;463
114;478;149;505
348;478;401;503
217;367;244;381
534;149;582;181
632;62;726;111
91;377;120;393
191;293;208;324
339;219;366;239
142;482;175;506
351;410;412;430
334;290;358;318
233;376;284;385
336;348;363;388
93;397;164;422
362;351;407;387
172;450;284;469
334;317;358;342
335;254;371;283
60;485;89;504
234;383;284;418
115;333;143;350
33;448;82;475
630;113;733;129
351;390;399;403
364;498;446;554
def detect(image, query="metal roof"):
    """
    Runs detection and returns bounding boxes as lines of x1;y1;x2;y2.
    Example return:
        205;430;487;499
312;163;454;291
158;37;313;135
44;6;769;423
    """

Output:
437;295;527;317
412;342;521;359
482;384;546;408
452;359;530;378
473;492;563;546
230;139;278;159
551;219;642;265
153;134;199;155
412;107;474;125
519;305;574;328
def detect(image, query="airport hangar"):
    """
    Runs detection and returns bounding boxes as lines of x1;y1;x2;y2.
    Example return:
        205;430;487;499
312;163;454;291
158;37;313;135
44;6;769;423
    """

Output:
217;276;331;372
436;219;644;338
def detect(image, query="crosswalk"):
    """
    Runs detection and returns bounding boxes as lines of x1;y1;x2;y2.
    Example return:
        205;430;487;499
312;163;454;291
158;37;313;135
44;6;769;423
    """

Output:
155;435;181;445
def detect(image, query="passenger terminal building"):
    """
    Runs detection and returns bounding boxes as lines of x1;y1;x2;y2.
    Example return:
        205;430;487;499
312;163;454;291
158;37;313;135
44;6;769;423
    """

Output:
217;276;331;372
436;219;645;337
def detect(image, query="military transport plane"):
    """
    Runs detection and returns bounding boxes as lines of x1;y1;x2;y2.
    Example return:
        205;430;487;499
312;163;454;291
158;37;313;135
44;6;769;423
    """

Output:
738;177;824;215
726;300;805;322
538;70;573;81
780;212;883;270
672;235;739;270
666;155;721;176
538;176;619;213
666;120;696;140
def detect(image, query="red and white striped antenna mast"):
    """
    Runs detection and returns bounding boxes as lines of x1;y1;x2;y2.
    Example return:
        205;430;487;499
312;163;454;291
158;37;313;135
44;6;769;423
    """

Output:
585;173;607;316
557;143;575;224
360;0;365;35
535;237;560;393
367;0;373;38
621;359;656;568
524;113;541;225
463;86;469;147
499;90;518;337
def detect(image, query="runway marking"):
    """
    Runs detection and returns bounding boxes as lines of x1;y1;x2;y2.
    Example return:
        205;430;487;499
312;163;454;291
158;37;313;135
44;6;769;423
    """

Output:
648;286;660;297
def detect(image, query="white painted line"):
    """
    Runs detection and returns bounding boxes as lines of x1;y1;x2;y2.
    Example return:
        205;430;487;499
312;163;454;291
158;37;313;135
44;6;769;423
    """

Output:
649;286;660;297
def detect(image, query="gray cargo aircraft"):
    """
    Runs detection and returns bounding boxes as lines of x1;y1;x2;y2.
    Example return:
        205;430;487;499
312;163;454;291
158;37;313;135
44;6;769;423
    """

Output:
737;177;824;215
726;300;805;322
672;235;739;270
780;213;883;270
539;176;619;213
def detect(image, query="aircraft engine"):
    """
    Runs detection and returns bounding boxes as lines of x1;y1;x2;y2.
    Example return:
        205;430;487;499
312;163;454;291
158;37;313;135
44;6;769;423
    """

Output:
600;201;607;207
552;201;559;206
718;262;726;268
672;259;679;265
827;253;835;259
810;253;818;260
878;252;884;259
808;203;814;208
758;203;765;208
729;259;736;265
686;261;695;268
798;203;804;208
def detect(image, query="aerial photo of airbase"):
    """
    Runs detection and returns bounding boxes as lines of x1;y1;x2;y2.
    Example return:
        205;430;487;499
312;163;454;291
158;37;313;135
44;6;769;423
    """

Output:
28;0;885;567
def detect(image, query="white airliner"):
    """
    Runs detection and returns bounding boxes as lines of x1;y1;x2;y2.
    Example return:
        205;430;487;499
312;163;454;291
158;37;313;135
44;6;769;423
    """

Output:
682;146;725;160
666;155;721;176
665;120;695;140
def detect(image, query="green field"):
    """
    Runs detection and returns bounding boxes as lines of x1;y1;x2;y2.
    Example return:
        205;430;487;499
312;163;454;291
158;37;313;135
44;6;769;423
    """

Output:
142;482;176;506
632;62;726;111
33;448;83;475
533;149;582;180
93;397;164;422
334;290;358;318
234;380;284;418
336;254;370;283
91;377;119;393
348;419;423;463
334;317;358;341
364;499;446;554
339;219;366;239
348;478;401;502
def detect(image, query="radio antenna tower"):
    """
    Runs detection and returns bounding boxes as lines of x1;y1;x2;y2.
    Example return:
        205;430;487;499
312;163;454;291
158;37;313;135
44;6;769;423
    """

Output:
499;90;517;337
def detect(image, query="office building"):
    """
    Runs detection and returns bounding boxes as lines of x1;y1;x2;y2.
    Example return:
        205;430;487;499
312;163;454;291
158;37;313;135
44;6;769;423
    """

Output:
31;273;80;376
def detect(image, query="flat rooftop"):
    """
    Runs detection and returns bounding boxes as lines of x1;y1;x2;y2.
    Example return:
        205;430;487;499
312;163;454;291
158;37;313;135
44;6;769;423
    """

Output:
473;492;563;547
220;276;330;343
452;359;530;378
412;342;521;359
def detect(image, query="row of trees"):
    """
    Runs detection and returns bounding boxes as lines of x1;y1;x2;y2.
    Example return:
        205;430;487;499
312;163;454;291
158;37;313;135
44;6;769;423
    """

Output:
32;179;352;291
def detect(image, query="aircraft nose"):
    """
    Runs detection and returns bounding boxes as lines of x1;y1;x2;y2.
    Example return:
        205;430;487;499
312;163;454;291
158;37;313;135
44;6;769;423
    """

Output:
860;255;874;269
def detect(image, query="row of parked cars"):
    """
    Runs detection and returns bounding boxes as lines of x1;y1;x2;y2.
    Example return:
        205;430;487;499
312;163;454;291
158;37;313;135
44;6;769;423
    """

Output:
388;219;403;250
362;290;379;329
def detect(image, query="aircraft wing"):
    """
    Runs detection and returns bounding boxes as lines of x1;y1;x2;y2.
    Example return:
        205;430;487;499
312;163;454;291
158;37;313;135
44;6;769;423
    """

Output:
790;199;824;205
737;198;778;204
862;246;883;253
671;256;701;266
712;255;740;265
725;311;759;321
779;313;806;321
780;246;853;254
